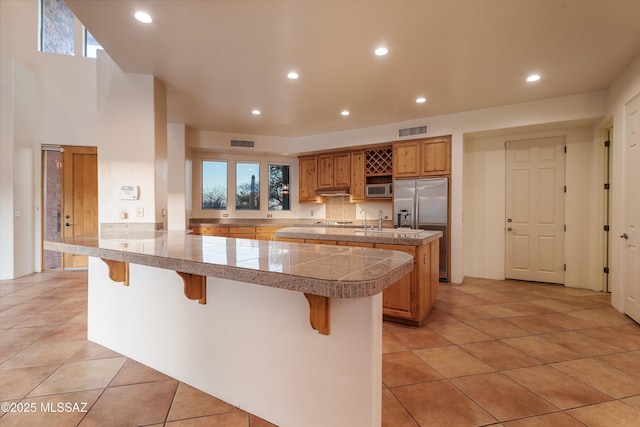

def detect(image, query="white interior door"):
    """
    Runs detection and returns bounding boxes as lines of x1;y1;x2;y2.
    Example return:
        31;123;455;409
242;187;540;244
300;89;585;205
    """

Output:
505;137;565;284
623;93;640;323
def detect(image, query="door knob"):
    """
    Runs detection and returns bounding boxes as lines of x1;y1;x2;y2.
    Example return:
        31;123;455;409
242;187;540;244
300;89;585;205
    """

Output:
620;233;629;239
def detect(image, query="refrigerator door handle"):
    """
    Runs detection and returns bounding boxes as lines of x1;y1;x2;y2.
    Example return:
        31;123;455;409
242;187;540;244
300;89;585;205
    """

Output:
414;189;419;229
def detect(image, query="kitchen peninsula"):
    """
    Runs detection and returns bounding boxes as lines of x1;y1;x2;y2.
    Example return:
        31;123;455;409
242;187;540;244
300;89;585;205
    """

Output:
276;226;443;325
44;231;414;427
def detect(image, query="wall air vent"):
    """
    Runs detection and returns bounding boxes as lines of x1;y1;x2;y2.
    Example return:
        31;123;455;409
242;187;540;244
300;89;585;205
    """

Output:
398;125;428;138
230;139;255;148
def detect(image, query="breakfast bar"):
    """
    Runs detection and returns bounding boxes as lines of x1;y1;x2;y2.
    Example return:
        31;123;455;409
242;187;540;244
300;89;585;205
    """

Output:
44;231;413;427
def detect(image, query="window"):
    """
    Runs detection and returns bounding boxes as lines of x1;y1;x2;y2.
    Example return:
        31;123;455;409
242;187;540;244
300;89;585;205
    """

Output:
40;0;74;55
202;161;227;209
236;163;260;210
84;29;103;58
268;164;291;211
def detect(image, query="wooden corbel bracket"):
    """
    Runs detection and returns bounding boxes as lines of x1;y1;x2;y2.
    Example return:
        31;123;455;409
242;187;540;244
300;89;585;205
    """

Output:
100;259;129;286
176;272;207;304
304;293;330;335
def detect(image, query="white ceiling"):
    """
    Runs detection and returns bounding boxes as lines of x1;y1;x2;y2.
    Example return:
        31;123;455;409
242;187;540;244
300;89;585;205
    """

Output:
66;0;640;138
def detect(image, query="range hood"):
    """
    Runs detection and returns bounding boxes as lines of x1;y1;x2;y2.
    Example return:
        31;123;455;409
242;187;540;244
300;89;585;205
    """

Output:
315;188;350;196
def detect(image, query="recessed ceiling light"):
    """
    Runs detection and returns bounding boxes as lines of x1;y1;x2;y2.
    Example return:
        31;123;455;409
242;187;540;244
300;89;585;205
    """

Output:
341;110;350;116
287;72;299;80
374;47;388;56
416;97;427;103
134;11;153;23
252;109;261;116
526;74;541;82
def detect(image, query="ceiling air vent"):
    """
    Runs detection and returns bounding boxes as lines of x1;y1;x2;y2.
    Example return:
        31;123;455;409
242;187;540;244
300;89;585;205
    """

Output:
230;139;255;148
398;125;428;138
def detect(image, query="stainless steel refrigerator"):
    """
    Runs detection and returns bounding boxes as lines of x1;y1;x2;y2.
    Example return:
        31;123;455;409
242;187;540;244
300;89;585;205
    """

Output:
393;177;448;282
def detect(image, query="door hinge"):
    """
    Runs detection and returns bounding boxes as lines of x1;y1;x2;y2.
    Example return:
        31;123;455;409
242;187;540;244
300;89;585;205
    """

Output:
564;224;566;232
564;146;567;153
604;140;611;147
564;185;567;193
564;264;567;271
604;183;610;190
604;225;610;232
604;267;610;274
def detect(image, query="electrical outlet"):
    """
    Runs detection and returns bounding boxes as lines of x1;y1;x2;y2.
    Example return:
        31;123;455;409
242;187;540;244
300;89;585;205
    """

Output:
136;207;144;217
267;214;272;218
310;210;314;217
223;213;229;218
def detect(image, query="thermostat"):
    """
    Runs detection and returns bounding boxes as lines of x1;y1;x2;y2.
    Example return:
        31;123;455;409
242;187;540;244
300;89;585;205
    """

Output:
119;185;139;200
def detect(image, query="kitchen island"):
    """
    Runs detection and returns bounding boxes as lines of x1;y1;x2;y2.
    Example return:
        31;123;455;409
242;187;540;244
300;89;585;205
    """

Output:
44;231;414;427
275;227;443;325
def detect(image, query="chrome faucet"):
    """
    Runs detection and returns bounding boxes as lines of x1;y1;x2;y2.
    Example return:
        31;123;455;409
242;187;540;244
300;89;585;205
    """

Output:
378;210;383;231
360;208;367;230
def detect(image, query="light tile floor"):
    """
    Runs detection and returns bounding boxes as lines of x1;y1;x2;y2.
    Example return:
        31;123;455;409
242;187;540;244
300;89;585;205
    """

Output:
383;277;640;427
2;272;640;426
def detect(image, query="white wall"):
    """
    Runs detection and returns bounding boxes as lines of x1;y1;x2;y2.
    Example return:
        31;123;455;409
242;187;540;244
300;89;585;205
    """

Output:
0;0;97;278
463;127;602;289
168;123;187;229
96;52;166;228
607;54;640;312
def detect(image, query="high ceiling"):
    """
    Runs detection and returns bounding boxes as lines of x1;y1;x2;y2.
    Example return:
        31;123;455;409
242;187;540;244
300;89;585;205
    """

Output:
66;0;640;138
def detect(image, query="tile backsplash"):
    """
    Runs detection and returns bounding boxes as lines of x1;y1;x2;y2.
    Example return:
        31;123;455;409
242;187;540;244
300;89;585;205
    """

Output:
324;196;356;221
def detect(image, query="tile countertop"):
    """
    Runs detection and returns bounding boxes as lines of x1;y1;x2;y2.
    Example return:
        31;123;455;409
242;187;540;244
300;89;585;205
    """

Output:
275;227;443;246
44;231;414;298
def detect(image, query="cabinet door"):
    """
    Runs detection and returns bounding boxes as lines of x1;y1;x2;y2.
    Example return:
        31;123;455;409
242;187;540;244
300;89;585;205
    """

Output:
333;152;351;188
393;141;420;177
299;156;318;202
317;154;334;189
382;272;413;318
350;151;366;200
421;137;451;175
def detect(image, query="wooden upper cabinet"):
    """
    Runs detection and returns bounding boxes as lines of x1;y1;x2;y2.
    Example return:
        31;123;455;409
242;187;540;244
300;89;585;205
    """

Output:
333;152;351;188
393;141;421;178
350;150;366;200
317;154;334;189
299;156;318;202
317;152;350;189
393;136;451;178
420;136;451;176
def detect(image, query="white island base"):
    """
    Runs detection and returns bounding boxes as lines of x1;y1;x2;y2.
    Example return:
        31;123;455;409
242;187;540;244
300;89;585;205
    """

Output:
87;258;383;427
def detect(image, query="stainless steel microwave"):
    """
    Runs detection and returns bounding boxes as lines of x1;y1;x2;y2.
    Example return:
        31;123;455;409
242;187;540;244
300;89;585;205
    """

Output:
365;183;392;198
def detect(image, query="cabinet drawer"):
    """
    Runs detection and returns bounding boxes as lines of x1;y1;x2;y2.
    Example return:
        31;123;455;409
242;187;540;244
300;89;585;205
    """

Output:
374;244;417;259
337;241;374;248
229;227;256;234
191;226;229;236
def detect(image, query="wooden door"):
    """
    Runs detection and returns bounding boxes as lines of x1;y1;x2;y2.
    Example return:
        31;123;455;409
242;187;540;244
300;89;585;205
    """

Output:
505;137;565;284
317;154;334;189
333;152;351;188
623;93;640;323
298;156;318;202
62;146;98;268
393;141;420;177
350;151;365;200
421;136;451;176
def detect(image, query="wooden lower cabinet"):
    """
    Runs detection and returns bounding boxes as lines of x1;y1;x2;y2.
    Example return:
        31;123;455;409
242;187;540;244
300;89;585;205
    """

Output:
376;240;439;326
190;225;283;241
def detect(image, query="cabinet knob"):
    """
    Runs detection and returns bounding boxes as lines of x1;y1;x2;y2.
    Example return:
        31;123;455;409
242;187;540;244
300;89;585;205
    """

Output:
507;227;513;232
